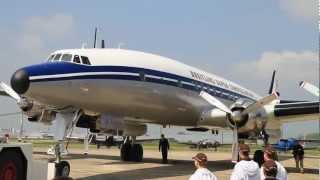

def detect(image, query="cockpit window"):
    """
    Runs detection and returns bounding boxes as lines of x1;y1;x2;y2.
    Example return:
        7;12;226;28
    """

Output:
73;55;81;64
61;54;72;62
81;56;91;65
54;54;62;61
47;54;55;61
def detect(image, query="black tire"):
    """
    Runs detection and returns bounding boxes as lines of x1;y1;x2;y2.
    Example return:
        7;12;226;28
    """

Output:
0;150;25;180
120;143;131;161
131;144;143;162
55;161;70;177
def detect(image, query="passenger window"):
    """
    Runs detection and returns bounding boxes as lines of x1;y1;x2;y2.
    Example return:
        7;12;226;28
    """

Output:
73;55;81;64
61;54;72;62
81;56;91;65
47;54;55;61
54;54;62;61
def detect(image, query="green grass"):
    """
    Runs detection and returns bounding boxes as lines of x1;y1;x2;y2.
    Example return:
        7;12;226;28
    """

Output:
8;138;320;156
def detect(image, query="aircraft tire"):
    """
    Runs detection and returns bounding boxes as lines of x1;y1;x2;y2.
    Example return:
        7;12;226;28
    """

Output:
0;149;26;180
131;144;143;162
55;161;70;177
120;143;131;161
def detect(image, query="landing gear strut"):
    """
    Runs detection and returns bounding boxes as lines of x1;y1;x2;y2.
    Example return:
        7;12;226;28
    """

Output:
260;129;269;145
51;141;71;177
120;136;143;162
52;110;82;177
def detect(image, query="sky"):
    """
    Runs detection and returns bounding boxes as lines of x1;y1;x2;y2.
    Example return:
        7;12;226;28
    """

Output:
0;1;318;138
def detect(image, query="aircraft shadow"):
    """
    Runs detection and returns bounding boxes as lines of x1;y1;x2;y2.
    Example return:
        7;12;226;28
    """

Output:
286;167;319;175
79;159;234;180
33;151;234;179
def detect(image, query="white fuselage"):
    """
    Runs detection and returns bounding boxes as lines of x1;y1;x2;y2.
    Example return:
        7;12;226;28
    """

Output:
23;49;261;128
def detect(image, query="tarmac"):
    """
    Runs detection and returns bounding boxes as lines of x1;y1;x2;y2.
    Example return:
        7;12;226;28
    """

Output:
33;147;320;180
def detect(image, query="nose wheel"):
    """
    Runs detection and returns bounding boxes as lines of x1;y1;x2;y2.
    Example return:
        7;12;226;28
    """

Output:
55;161;70;177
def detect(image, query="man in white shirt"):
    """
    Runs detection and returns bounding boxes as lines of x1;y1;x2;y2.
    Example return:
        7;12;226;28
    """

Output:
189;153;217;180
230;144;260;180
260;145;287;180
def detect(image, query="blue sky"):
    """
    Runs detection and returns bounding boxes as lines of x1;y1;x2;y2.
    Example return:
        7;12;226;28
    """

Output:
0;1;318;137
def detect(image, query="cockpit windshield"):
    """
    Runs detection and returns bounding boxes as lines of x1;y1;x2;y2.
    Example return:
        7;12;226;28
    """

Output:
47;54;55;61
54;54;62;61
61;54;72;62
47;52;91;65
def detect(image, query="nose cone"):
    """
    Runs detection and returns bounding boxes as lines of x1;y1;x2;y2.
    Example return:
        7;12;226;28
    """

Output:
11;69;30;94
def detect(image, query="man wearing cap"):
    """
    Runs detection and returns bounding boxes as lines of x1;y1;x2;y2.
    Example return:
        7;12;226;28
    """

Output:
261;146;287;180
230;144;260;180
262;160;278;180
190;153;217;180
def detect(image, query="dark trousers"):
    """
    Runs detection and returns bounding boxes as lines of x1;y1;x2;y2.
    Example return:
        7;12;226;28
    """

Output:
161;149;168;163
295;156;304;171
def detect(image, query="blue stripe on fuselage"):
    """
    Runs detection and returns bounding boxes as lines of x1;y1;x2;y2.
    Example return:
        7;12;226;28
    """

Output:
24;62;255;101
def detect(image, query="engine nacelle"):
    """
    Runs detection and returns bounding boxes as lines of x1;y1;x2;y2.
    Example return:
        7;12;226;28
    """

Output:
227;99;269;135
24;102;55;124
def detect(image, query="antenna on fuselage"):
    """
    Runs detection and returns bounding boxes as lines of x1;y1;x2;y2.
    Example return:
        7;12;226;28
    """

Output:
101;40;105;48
93;27;98;48
118;42;125;49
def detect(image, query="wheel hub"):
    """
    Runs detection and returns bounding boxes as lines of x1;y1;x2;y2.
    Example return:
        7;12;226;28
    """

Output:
1;162;17;180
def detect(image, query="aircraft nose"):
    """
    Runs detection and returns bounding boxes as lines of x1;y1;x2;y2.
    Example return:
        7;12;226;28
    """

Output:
11;68;30;94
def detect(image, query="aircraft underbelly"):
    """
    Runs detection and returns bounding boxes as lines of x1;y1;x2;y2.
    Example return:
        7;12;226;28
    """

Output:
26;79;226;126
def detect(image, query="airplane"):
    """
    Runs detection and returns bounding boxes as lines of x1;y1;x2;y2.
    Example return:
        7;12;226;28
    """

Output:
0;43;319;176
273;138;320;152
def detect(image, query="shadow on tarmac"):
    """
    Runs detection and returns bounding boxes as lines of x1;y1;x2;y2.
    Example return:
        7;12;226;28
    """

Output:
80;159;234;180
33;151;319;179
34;151;234;179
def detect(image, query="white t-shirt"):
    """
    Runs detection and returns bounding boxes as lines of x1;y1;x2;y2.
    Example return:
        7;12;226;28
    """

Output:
189;168;217;180
230;160;260;180
260;161;287;180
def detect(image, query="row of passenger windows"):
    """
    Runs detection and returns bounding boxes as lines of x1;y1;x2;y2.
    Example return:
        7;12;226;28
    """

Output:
47;53;91;65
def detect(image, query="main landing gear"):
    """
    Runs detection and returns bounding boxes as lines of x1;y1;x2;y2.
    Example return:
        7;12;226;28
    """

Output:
120;136;143;162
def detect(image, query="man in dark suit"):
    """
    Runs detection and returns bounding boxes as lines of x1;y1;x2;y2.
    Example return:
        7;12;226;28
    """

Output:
159;134;170;163
292;142;304;173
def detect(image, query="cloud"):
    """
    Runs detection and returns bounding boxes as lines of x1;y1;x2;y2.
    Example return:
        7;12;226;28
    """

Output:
279;0;317;22
0;13;76;116
23;14;74;38
0;13;75;73
18;14;75;59
230;51;318;100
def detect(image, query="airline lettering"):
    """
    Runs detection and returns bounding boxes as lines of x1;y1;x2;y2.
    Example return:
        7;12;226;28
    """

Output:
190;71;254;98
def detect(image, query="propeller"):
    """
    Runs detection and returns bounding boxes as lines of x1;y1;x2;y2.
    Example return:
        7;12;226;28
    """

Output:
299;81;319;97
268;70;276;94
200;91;277;162
0;82;21;102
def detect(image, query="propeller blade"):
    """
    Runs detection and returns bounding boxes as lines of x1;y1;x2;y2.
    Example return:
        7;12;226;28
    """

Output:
0;82;21;102
231;125;239;163
299;81;319;97
242;93;278;115
268;70;276;94
200;91;232;114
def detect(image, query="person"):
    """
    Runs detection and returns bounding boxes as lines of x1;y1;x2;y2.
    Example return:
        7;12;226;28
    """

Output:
261;145;287;180
189;153;217;180
230;144;260;180
262;160;278;180
253;150;264;168
159;134;170;163
292;141;304;173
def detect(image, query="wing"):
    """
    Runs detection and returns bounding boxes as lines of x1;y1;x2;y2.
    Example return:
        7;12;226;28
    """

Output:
274;101;319;122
